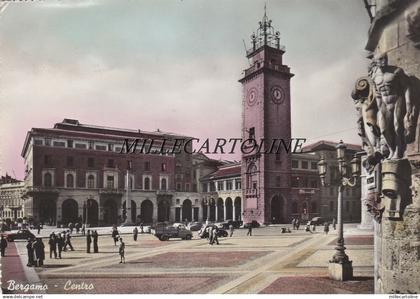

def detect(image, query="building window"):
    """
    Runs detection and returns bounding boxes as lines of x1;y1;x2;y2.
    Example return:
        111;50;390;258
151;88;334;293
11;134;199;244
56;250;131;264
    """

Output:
45;138;51;146
44;173;52;187
88;158;94;168
311;162;318;170
226;180;233;190
107;159;114;168
67;140;73;148
217;181;224;191
161;178;167;190
96;145;107;151
106;176;114;189
301;161;308;169
108;144;113;151
66;174;74;188
276;176;281;187
291;176;299;188
53;141;65;147
209;182;216;192
202;183;208;192
176;183;181;191
34;139;43;146
75;143;87;149
144;177;151;190
292;160;299;168
67;156;74;167
235;180;241;190
88;141;94;150
144;161;150;171
161;163;167;172
185;183;190;191
87;175;95;188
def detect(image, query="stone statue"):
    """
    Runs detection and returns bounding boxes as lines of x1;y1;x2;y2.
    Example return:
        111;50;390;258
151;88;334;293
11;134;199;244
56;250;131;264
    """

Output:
368;53;417;160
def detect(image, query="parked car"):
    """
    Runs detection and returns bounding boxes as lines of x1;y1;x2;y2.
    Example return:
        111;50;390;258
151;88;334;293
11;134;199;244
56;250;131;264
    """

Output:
187;222;203;231
153;224;193;241
198;225;228;238
217;220;242;229
2;229;35;242
243;220;260;229
309;217;327;226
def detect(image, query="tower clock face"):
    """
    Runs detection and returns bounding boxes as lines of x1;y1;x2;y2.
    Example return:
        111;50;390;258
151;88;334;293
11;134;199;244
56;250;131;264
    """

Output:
271;86;285;105
247;88;258;106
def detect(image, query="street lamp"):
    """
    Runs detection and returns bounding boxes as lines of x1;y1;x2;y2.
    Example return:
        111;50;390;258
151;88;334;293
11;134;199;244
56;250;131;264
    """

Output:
317;140;360;281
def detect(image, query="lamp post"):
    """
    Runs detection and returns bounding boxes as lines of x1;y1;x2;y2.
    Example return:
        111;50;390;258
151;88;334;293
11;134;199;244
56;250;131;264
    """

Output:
317;140;360;281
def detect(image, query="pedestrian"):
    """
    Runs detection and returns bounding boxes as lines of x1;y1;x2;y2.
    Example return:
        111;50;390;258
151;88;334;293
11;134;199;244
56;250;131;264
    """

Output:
208;226;214;245
140;223;144;234
305;222;313;233
112;227;119;246
1;235;8;257
324;222;330;235
37;223;41;235
64;231;74;251
57;233;64;258
133;227;138;241
86;230;92;253
48;233;57;259
247;224;252;236
26;238;35;266
93;230;98;253
81;224;86;236
69;222;74;234
75;222;81;234
229;224;234;237
292;218;296;230
332;217;337;230
212;227;219;245
33;238;45;267
119;238;125;264
296;219;300;230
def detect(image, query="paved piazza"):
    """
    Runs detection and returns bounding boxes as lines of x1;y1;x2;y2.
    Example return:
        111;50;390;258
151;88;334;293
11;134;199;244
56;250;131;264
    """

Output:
1;225;374;294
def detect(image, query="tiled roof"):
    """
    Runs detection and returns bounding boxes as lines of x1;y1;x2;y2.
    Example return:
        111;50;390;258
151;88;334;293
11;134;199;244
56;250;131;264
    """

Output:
202;164;241;180
302;140;362;153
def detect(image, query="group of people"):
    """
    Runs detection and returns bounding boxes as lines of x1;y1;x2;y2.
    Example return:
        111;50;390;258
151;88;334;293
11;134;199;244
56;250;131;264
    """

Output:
26;238;45;267
291;218;301;230
86;230;99;253
46;230;75;260
207;226;220;245
67;222;87;235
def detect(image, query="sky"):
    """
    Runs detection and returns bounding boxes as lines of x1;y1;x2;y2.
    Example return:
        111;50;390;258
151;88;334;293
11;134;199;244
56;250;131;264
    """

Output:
0;0;371;179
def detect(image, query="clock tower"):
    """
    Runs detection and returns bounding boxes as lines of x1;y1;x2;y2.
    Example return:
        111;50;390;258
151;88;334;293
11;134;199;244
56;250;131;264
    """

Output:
239;10;293;224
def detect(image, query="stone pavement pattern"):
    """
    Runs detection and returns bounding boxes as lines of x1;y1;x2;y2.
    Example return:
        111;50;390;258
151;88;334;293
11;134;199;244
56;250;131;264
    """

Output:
1;225;374;294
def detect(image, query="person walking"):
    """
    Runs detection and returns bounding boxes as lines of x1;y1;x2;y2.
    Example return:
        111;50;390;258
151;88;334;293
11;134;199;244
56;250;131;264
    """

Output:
75;222;80;234
93;230;98;253
332;217;337;230
64;231;74;251
291;218;296;230
296;219;300;230
33;238;45;267
140;223;144;234
112;227;119;246
247;224;252;236
86;230;92;253
229;224;234;237
133;227;138;241
37;223;41;235
26;238;35;266
119;238;125;264
57;233;64;258
324;222;330;235
69;222;74;234
1;235;8;257
305;222;313;233
81;224;86;236
48;233;57;259
212;227;219;245
208;226;214;245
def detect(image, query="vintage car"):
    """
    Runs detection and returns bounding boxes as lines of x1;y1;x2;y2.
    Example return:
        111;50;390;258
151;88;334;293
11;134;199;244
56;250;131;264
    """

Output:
198;225;228;239
2;229;35;242
309;217;328;226
153;224;193;241
187;222;203;231
243;220;260;229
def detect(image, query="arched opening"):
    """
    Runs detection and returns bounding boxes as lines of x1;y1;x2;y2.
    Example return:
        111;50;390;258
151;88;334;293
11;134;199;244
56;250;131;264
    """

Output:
271;195;285;224
66;174;74;188
217;198;224;221
182;199;192;222
225;197;233;220
62;199;78;225
158;199;170;222
122;200;137;223
83;199;98;227
103;199;118;226
209;199;216;221
44;173;52;187
246;163;258;190
140;200;153;224
234;197;242;221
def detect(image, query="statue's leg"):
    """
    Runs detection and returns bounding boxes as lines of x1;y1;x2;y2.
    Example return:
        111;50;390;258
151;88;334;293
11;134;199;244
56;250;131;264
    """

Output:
379;108;395;159
393;97;406;159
